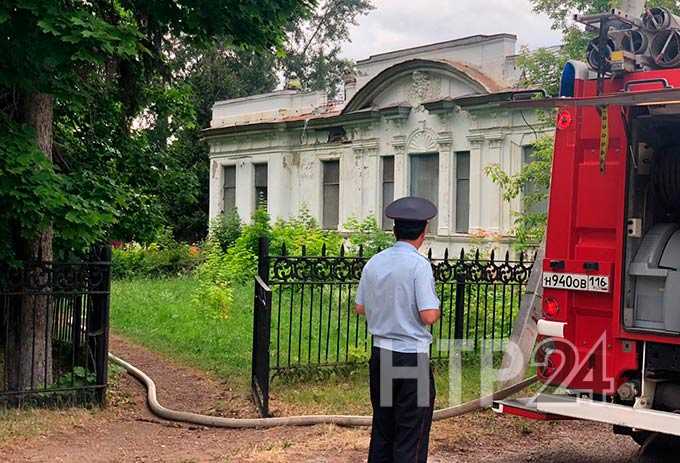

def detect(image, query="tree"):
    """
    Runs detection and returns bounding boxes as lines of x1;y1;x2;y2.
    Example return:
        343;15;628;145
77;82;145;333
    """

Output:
1;0;313;390
280;0;374;97
484;137;554;250
142;0;374;242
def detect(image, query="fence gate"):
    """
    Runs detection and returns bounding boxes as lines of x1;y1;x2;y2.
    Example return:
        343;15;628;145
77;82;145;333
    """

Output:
251;239;534;417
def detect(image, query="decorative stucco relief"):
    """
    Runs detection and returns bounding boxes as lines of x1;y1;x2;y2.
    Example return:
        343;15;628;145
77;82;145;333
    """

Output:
301;155;315;178
408;71;441;108
406;128;438;153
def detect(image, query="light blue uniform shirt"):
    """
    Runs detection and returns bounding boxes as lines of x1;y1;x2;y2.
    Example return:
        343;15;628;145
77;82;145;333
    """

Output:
356;241;440;353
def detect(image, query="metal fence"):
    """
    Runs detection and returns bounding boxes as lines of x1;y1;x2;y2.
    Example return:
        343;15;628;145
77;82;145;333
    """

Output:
251;238;534;416
0;247;111;407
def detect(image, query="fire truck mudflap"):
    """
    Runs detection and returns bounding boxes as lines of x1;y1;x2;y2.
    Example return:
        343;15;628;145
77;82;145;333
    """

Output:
494;394;680;436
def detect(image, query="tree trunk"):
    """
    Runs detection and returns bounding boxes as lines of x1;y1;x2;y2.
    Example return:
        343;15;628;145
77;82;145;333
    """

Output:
6;92;55;392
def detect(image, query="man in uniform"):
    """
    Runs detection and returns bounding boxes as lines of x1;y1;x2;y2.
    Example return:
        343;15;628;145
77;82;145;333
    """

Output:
355;196;441;463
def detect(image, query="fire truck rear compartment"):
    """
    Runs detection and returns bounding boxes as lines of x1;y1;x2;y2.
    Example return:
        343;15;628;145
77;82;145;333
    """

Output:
625;114;680;336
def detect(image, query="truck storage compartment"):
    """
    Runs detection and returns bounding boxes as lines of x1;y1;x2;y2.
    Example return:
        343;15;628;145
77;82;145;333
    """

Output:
629;223;680;332
625;114;680;335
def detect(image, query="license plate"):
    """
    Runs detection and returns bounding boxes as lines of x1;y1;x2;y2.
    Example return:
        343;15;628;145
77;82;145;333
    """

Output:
542;272;610;293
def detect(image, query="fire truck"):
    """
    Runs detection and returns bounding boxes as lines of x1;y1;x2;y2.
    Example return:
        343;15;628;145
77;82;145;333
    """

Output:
494;3;680;444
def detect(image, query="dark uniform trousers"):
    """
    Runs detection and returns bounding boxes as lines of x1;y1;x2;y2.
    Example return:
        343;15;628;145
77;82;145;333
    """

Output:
368;346;435;463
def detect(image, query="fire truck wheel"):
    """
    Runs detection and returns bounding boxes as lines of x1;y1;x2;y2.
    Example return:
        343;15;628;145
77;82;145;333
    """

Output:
630;430;653;446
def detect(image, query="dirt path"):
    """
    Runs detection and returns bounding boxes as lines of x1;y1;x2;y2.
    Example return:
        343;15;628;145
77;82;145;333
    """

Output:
0;335;650;462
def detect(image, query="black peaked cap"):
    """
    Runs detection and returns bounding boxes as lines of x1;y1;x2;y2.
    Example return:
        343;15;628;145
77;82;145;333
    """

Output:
385;196;438;221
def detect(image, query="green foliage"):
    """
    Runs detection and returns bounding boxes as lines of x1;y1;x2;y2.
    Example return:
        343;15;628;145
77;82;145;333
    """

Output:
1;0;315;260
280;0;375;97
0;117;118;261
111;241;202;280
52;367;97;389
343;216;394;256
270;206;343;255
192;241;238;318
238;207;274;254
484;136;554;250
209;209;242;251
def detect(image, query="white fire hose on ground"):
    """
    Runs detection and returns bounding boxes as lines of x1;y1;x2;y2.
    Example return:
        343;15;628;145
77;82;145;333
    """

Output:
109;248;544;429
108;352;537;428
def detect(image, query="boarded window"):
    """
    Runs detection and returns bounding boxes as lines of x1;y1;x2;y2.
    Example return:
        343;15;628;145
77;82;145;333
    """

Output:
223;165;236;213
455;152;470;233
382;156;395;230
523;145;548;215
322;160;340;229
254;163;268;209
409;153;439;231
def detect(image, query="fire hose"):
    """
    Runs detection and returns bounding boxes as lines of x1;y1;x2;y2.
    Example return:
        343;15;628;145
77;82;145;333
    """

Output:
108;352;536;428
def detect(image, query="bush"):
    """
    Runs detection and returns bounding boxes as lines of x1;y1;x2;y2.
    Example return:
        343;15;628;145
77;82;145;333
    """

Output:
112;241;201;279
270;206;343;256
209;209;242;251
344;216;394;256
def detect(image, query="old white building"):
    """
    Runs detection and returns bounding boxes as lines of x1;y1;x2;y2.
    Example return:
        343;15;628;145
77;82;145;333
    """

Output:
202;34;549;254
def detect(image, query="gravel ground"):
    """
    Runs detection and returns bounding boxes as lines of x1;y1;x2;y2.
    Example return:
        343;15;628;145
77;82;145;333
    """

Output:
1;335;674;462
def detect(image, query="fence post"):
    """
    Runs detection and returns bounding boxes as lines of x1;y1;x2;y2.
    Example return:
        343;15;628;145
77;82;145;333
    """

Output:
88;246;112;406
454;273;465;342
251;236;271;416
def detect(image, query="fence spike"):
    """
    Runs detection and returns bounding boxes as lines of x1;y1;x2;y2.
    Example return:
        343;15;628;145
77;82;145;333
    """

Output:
427;248;433;260
459;248;465;262
444;247;449;261
281;242;287;256
321;242;327;256
475;249;480;262
490;249;495;263
302;244;307;256
505;250;510;264
359;244;364;257
340;244;345;257
519;251;525;264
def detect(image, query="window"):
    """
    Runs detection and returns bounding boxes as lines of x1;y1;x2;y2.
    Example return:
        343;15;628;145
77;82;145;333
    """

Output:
455;152;470;233
522;145;548;215
254;163;268;209
322;160;340;229
223;165;236;213
382;156;395;230
409;153;439;231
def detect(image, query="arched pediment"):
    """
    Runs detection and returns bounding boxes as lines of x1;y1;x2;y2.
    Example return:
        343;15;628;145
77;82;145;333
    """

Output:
342;59;503;114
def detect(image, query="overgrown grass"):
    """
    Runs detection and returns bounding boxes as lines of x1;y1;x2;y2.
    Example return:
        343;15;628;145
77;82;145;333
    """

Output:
110;277;254;386
111;277;520;413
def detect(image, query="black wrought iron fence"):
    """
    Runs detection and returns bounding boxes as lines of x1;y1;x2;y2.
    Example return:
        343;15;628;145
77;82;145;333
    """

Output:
251;237;534;416
0;247;111;407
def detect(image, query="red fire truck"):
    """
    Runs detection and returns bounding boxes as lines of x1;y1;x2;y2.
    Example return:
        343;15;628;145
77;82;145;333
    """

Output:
494;7;680;444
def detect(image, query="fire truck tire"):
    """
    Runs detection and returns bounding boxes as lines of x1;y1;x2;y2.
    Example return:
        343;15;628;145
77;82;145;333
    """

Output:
631;430;653;446
108;352;537;429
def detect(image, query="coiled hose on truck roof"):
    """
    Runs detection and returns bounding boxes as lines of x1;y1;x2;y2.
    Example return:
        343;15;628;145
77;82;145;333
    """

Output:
109;352;537;428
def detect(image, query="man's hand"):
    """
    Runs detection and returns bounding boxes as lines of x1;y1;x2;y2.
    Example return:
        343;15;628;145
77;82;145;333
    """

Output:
419;309;440;326
355;304;365;316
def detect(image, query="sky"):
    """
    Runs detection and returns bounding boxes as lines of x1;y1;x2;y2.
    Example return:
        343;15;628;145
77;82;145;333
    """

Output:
340;0;563;61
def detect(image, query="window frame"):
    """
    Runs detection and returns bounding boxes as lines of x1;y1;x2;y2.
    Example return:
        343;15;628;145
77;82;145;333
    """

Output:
408;152;439;232
454;151;470;234
253;162;268;210
381;155;395;231
222;165;237;213
321;159;340;230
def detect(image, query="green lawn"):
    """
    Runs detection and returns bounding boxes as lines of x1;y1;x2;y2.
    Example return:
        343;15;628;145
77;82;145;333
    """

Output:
111;277;254;387
111;277;516;414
